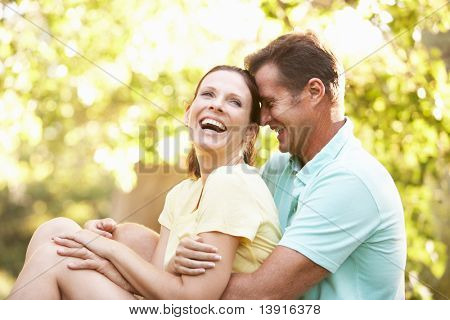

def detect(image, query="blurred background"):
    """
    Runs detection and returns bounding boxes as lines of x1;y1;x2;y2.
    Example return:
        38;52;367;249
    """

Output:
0;0;449;299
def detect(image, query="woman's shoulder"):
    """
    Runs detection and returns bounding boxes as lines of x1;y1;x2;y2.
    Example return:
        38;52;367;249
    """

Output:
207;163;261;188
167;177;198;198
206;164;275;208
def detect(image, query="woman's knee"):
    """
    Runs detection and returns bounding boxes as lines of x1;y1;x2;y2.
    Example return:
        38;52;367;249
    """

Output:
34;217;81;238
112;223;159;261
26;217;81;262
112;223;157;242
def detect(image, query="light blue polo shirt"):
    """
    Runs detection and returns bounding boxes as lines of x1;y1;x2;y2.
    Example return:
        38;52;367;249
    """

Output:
261;118;406;299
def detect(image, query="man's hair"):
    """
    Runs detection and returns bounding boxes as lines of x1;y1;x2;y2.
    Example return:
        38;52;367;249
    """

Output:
245;31;344;104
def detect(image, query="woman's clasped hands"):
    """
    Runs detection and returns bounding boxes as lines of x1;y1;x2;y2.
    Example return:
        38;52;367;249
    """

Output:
52;219;136;293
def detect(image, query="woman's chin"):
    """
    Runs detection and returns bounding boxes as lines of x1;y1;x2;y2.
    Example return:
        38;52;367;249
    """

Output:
194;141;227;153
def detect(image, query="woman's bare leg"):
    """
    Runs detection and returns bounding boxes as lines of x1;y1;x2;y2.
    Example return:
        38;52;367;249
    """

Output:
9;242;136;299
10;217;160;299
9;217;136;299
24;218;160;264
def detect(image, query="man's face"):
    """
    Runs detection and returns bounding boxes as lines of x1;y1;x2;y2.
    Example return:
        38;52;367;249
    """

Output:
255;63;314;154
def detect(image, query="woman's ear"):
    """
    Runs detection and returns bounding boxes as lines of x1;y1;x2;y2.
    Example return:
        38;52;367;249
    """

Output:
184;108;190;127
245;123;258;143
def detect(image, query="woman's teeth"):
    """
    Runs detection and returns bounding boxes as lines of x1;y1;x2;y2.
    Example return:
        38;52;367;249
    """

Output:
200;118;227;132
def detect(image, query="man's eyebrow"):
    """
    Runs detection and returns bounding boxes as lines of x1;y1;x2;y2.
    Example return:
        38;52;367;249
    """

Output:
260;96;275;103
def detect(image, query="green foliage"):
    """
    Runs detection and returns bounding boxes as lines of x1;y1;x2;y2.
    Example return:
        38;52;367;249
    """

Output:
0;0;448;299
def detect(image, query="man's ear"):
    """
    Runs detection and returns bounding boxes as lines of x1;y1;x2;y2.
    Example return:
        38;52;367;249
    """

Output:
306;78;326;103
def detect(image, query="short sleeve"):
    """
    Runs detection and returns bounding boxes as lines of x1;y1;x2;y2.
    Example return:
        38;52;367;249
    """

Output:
157;182;181;230
279;169;381;273
195;168;263;241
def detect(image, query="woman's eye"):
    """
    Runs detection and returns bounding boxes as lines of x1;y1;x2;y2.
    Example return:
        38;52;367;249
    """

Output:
201;91;213;97
231;100;242;107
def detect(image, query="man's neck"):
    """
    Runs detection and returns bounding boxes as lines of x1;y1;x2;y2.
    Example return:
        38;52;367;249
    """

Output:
297;110;345;165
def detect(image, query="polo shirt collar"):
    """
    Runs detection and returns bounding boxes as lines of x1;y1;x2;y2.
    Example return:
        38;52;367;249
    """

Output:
289;117;354;184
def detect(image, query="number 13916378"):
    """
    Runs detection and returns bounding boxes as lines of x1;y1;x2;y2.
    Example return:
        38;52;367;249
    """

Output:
259;304;320;315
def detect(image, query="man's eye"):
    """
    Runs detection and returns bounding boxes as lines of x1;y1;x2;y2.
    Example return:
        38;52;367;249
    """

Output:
263;100;273;108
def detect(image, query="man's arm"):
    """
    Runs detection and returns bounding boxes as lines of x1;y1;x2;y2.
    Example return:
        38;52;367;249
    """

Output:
221;245;329;299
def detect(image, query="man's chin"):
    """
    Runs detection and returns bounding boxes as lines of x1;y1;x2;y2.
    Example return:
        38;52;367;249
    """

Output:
278;144;289;153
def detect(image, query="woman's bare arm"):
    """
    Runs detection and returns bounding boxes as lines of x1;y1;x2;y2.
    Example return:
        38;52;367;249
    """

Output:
58;228;239;299
108;231;239;299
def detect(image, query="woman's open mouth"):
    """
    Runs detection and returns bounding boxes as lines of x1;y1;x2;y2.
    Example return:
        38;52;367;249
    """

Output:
199;118;227;134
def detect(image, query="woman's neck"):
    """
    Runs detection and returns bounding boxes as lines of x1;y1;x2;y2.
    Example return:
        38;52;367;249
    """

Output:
196;149;244;185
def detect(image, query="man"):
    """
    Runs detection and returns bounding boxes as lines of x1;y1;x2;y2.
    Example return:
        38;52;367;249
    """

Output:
170;32;407;299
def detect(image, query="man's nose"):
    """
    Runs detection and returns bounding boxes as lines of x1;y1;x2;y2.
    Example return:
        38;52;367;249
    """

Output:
260;106;271;125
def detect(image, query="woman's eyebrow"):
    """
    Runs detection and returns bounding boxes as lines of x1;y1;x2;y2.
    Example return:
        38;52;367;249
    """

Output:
201;86;217;91
228;92;243;100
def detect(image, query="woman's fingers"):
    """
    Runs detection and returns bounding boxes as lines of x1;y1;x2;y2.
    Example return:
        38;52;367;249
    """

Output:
84;219;115;238
99;218;117;233
52;237;83;248
174;265;206;276
177;247;221;262
181;237;219;254
94;229;113;239
67;259;98;270
176;256;216;269
56;246;92;259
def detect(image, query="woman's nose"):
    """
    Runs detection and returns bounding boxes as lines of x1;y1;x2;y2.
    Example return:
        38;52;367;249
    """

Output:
208;101;223;112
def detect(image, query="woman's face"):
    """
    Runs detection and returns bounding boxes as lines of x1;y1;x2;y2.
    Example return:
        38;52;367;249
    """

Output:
185;70;253;159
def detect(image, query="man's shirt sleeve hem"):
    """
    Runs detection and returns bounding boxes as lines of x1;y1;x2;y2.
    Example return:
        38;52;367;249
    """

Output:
278;240;339;273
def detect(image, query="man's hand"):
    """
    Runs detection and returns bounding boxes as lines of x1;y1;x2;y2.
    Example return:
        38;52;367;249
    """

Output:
84;218;117;239
53;236;136;294
169;236;221;276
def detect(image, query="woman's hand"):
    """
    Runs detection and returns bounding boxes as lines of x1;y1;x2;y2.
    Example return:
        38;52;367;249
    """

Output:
53;237;136;293
169;236;222;276
84;218;117;239
54;229;112;258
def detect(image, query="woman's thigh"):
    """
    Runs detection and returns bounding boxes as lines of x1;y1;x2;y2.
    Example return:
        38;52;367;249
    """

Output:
16;242;137;300
26;219;159;264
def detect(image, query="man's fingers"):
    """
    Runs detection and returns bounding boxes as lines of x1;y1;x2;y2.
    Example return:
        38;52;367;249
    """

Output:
175;265;206;276
182;238;218;253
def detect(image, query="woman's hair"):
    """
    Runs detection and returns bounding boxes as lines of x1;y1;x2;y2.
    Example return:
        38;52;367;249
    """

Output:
186;65;261;179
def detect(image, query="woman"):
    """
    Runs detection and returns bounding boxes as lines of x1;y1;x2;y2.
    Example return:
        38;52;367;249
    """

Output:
8;65;281;299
